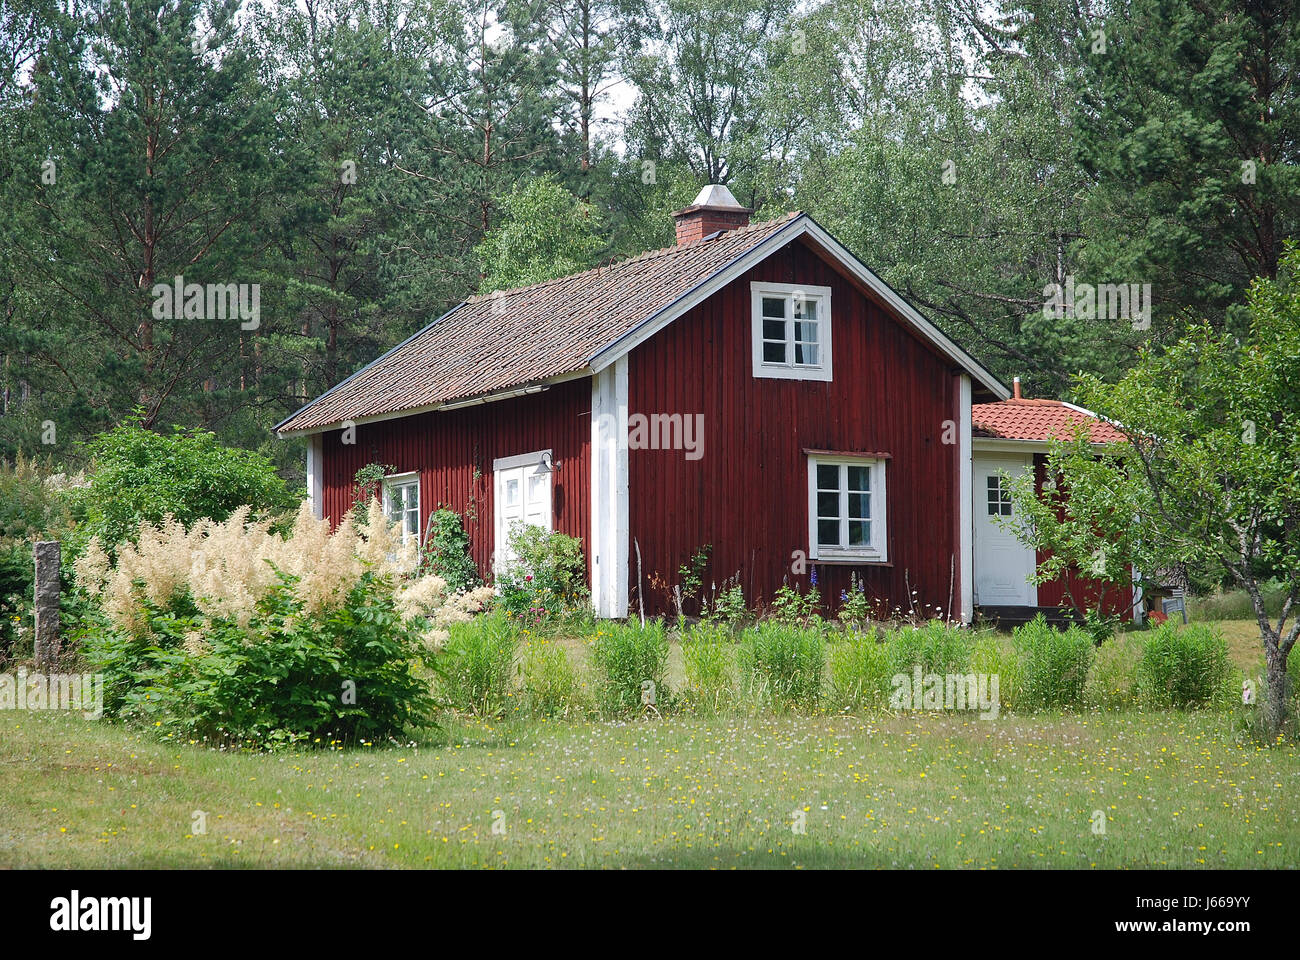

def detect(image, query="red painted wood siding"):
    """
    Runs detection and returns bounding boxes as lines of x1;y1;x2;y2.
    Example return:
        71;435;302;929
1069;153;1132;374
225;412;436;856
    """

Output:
319;377;591;580
1032;454;1132;617
627;237;963;618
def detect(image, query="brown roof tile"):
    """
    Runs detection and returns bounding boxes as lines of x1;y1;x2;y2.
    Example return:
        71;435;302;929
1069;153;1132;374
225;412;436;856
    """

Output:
276;213;803;434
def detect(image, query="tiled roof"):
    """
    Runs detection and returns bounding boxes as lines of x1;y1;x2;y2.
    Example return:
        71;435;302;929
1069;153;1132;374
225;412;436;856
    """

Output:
972;398;1127;443
276;213;803;434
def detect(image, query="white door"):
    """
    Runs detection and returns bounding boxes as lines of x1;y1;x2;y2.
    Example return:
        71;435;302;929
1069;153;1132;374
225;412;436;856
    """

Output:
973;454;1038;606
493;450;553;576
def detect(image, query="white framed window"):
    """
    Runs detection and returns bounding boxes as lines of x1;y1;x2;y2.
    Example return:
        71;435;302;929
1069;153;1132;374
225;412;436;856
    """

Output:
492;450;553;576
751;281;833;381
986;474;1013;517
807;455;887;561
382;472;421;548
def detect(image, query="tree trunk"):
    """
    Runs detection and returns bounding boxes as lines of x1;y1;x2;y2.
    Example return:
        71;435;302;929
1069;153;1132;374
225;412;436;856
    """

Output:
1263;640;1289;737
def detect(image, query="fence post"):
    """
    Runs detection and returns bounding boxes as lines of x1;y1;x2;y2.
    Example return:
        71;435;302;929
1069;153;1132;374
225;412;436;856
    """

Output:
33;540;60;669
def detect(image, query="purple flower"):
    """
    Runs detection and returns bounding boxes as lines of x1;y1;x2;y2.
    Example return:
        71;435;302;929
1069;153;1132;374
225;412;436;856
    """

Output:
809;565;818;587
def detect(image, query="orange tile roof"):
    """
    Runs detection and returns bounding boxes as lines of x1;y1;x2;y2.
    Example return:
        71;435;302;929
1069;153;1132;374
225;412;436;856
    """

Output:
972;398;1126;443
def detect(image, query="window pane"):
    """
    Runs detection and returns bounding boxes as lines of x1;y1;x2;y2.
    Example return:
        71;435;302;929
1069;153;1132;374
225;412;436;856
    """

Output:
762;296;786;318
794;320;817;343
848;492;870;520
794;343;818;366
506;477;520;506
816;464;839;490
762;318;785;342
817;519;840;546
794;297;817;320
847;466;870;491
817;491;839;518
763;341;786;363
848;520;869;546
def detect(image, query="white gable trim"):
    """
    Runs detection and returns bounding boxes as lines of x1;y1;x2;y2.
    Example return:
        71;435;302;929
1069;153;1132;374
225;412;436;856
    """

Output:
589;215;1009;399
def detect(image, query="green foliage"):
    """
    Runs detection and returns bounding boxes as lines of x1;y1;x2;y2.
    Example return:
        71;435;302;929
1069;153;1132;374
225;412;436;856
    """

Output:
704;579;748;629
476;175;606;291
520;640;587;720
836;573;872;631
420;508;481;593
590;620;669;716
1138;622;1233;709
887;621;972;676
497;525;589;621
681;620;736;713
1011;615;1094;710
0;455;72;542
0;541;32;663
438;610;518;717
350;463;393;522
80;418;297;548
829;629;891;709
739;622;825;710
83;570;435;747
768;583;822;627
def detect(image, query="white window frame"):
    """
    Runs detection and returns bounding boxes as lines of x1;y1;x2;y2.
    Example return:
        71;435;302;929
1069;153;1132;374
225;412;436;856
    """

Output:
807;455;888;562
751;281;833;382
381;471;421;550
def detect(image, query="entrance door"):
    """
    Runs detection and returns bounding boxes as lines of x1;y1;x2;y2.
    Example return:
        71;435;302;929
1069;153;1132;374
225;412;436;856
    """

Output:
973;454;1038;606
493;450;553;576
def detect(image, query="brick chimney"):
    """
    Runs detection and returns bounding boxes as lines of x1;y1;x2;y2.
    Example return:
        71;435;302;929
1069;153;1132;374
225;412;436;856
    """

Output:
671;184;752;246
1012;376;1022;400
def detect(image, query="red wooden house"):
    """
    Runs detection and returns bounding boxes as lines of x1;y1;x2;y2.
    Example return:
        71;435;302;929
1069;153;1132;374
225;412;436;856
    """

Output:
276;185;1134;623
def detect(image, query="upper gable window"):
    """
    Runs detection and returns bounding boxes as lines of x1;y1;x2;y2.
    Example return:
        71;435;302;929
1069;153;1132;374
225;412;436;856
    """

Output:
751;281;833;382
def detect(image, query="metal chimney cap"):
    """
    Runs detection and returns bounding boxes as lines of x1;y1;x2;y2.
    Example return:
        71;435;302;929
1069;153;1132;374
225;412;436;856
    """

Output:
691;184;743;208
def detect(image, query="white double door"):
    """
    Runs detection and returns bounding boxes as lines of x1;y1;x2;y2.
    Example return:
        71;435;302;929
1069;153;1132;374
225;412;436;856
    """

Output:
493;450;553;576
973;453;1038;606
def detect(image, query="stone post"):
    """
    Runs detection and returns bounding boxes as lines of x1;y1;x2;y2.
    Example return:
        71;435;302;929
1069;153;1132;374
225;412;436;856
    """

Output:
33;540;60;669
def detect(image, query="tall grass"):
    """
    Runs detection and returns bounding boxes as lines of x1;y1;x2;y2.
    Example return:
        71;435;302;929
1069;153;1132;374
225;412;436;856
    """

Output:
887;620;972;676
439;610;518;716
1138;622;1232;708
739;622;826;710
681;621;736;714
520;640;588;719
590;620;669;716
829;630;891;709
1012;615;1094;710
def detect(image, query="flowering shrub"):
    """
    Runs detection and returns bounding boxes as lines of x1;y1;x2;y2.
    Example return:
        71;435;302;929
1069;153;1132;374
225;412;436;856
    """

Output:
497;525;588;621
420;508;481;594
1138;621;1232;708
74;501;491;745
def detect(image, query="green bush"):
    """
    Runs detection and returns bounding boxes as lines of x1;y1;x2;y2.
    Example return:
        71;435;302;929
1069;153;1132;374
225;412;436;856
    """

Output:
590;620;669;716
497;525;588;621
887;620;972;676
739;622;825;710
83;570;435;747
521;639;587;719
681;621;735;713
1012;615;1094;710
1138;622;1232;708
1086;633;1144;710
439;610;518;716
420;508;481;593
829;629;891;709
78;418;297;549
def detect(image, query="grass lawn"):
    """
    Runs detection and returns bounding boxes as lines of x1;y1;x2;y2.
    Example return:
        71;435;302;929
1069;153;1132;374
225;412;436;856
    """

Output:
3;704;1298;869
